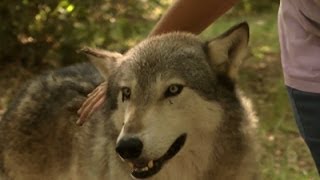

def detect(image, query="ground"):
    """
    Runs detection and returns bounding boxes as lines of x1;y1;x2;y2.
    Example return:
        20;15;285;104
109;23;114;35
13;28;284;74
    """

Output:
0;10;318;180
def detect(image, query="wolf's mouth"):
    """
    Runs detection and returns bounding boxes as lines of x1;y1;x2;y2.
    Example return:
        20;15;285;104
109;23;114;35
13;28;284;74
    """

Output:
129;133;187;179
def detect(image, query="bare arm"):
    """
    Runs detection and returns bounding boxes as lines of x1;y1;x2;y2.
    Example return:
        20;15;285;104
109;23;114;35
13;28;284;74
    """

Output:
149;0;239;36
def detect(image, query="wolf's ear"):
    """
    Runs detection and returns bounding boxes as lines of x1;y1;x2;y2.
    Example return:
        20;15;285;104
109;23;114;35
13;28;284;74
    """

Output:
207;22;249;80
79;47;123;80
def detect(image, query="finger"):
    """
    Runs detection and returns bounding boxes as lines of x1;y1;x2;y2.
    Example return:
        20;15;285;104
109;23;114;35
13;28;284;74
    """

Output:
87;97;105;120
77;93;106;125
76;95;105;126
77;96;94;114
87;89;98;97
77;83;107;115
78;91;101;114
88;87;100;97
88;82;107;97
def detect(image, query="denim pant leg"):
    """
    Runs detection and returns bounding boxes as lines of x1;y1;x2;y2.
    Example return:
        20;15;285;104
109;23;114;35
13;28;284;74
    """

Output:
287;86;320;174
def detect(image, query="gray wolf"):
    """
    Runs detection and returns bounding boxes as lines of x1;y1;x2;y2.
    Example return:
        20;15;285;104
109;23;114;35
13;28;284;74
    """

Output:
0;22;258;180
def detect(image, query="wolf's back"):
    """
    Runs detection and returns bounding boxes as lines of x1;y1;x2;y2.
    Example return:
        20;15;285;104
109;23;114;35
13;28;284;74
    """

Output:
0;63;103;179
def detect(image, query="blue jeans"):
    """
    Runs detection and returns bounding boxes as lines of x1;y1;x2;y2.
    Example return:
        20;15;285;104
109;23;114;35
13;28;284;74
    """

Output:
287;86;320;174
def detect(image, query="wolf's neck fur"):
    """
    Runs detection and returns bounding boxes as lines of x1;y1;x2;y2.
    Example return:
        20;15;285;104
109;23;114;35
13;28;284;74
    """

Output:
151;109;254;180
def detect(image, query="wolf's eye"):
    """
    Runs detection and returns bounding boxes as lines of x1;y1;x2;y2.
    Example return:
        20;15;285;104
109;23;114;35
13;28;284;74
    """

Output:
121;87;131;102
164;84;184;98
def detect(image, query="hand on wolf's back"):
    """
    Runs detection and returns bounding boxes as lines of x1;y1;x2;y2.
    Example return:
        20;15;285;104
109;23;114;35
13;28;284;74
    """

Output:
76;81;107;126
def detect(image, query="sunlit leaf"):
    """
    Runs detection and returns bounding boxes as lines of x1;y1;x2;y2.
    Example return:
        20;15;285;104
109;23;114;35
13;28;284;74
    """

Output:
66;4;74;13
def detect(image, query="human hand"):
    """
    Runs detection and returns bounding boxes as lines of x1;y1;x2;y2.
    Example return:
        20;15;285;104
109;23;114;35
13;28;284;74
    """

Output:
77;82;107;126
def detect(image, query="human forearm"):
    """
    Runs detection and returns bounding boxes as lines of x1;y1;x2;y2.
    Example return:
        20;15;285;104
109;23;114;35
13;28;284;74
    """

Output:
149;0;239;36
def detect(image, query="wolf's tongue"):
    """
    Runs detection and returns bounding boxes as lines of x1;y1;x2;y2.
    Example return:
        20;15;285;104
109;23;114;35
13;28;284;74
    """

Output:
148;160;154;168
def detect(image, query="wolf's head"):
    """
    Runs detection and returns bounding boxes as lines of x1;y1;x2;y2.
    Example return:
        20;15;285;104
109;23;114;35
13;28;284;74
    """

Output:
84;22;249;179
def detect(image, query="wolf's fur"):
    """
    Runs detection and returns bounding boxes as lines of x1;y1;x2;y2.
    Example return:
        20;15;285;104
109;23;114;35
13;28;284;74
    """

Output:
0;22;258;180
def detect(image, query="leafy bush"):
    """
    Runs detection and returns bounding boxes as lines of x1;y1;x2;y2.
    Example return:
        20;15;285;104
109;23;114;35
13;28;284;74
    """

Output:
0;0;277;67
0;0;167;67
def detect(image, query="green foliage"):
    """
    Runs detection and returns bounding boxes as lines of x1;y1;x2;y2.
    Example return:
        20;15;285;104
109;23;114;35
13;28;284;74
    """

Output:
0;0;279;67
0;0;167;67
236;0;279;14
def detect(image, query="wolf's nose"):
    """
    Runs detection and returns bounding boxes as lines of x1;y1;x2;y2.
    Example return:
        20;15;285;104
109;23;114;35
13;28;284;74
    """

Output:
116;137;143;159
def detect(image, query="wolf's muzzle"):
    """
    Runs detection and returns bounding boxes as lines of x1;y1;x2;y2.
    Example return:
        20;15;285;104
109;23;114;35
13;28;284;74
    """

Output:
116;137;143;159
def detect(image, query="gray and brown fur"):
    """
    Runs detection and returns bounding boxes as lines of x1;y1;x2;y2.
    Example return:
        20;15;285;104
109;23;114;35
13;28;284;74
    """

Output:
0;22;259;180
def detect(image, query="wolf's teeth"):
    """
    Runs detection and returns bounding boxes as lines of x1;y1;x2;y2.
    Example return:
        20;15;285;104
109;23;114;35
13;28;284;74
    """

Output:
148;161;154;168
119;156;125;162
133;166;149;173
128;162;134;169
